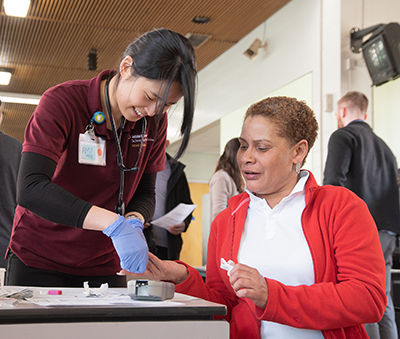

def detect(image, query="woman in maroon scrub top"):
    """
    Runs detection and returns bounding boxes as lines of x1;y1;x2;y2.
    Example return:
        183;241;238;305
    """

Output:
6;28;197;287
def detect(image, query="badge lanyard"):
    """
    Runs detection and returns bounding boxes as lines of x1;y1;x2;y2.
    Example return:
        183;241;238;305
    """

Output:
105;76;147;215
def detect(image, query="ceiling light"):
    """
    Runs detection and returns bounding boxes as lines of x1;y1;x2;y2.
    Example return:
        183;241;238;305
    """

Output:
4;0;31;18
0;92;41;105
192;16;210;24
0;71;12;86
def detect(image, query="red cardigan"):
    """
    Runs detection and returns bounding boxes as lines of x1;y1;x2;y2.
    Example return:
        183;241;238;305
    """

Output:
176;171;386;339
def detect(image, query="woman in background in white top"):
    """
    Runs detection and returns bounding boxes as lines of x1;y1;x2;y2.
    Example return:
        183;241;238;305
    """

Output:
209;138;244;221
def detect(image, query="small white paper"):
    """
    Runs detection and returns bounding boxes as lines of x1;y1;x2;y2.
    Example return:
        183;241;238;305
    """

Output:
220;258;236;277
151;203;196;229
83;281;108;297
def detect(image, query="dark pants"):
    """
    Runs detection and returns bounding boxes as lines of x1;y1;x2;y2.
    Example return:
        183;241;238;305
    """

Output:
365;231;398;339
144;225;169;260
155;246;169;260
6;251;126;288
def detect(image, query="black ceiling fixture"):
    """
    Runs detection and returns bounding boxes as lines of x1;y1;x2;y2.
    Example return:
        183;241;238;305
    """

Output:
88;49;97;71
192;16;210;24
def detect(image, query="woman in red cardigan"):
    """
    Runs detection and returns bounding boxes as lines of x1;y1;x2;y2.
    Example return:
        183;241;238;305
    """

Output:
128;96;386;339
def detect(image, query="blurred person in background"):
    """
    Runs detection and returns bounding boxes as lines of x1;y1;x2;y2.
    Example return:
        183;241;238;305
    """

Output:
323;91;400;339
144;140;193;260
209;138;244;221
0;100;22;270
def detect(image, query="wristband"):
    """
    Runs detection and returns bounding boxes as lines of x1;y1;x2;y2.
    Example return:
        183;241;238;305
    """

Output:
125;213;144;223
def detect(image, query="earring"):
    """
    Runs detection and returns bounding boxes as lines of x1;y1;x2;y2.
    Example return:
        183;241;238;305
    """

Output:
295;162;301;174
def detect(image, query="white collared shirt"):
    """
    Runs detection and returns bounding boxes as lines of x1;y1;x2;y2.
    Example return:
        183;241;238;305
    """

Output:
238;171;323;339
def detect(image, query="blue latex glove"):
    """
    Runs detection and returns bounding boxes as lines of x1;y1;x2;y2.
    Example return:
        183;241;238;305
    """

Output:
103;215;149;273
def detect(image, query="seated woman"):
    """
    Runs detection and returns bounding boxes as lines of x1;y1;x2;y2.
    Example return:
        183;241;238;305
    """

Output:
128;96;386;339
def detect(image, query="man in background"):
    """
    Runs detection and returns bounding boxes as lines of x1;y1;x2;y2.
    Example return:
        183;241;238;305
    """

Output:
144;140;193;260
323;91;400;339
0;100;22;269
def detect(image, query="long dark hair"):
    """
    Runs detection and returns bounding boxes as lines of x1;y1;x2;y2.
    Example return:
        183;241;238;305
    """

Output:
115;28;197;159
214;138;244;193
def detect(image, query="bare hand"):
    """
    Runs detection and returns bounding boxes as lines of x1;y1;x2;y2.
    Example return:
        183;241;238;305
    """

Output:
122;252;189;284
229;263;269;309
168;221;185;235
144;222;151;229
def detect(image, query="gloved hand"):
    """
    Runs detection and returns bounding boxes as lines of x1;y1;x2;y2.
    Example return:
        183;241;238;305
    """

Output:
103;215;149;273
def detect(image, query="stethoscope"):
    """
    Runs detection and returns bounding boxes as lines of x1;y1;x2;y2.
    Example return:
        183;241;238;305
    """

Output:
104;75;147;215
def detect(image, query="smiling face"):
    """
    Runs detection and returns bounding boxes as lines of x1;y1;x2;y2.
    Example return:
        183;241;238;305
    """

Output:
110;56;183;123
117;76;183;121
237;115;306;208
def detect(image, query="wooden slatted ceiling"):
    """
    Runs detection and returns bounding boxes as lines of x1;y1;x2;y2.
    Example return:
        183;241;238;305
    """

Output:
0;0;291;142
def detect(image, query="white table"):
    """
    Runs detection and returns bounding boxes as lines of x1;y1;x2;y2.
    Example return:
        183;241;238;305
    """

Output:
0;286;229;339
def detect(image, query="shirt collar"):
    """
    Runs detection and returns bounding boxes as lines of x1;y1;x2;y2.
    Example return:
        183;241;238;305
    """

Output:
246;170;309;209
348;119;365;125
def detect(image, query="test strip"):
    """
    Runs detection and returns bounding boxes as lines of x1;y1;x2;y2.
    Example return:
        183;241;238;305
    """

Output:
48;290;62;295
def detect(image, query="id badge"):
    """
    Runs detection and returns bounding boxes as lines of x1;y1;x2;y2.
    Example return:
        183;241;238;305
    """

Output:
78;132;106;166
